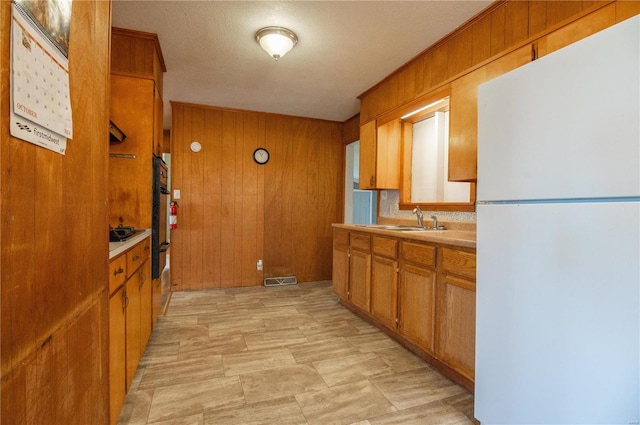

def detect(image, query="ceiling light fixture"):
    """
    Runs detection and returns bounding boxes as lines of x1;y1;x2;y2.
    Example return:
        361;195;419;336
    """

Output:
255;26;298;61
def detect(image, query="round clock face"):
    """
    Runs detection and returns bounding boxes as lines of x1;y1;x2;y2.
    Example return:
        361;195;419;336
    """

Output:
253;147;270;164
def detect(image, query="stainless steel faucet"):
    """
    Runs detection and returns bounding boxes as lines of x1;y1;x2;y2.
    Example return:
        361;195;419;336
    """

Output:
430;215;438;229
412;206;424;228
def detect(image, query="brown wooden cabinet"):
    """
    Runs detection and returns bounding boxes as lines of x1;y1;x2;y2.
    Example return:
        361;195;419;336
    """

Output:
108;237;151;424
332;229;350;300
108;286;126;425
448;68;486;182
349;233;372;312
370;236;399;330
109;27;165;228
126;256;152;388
359;119;401;190
436;247;477;381
536;3;615;60
332;226;476;392
124;269;142;389
399;241;437;352
448;44;533;183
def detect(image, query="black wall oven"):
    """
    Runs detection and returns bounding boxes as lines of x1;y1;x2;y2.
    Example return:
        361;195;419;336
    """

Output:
152;156;169;279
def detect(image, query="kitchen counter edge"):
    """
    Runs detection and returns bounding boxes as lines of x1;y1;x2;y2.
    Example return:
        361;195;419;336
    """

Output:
109;229;152;259
332;223;476;249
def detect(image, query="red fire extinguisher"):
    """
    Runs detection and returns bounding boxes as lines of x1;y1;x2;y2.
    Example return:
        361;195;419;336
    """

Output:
169;201;178;230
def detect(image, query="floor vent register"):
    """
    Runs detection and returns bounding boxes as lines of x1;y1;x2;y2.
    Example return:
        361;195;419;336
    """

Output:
263;276;297;287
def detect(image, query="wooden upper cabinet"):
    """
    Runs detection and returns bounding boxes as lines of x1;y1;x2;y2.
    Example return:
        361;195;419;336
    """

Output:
111;27;166;95
536;3;616;59
109;28;166;227
448;44;532;182
448;67;486;182
359;119;401;190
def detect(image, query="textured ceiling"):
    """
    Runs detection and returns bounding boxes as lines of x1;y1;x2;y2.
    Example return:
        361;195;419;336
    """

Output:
111;1;492;128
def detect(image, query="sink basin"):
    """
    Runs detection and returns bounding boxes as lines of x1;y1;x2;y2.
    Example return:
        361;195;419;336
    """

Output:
355;224;444;232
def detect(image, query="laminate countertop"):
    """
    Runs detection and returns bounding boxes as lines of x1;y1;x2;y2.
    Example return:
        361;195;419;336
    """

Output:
108;229;152;259
332;224;476;249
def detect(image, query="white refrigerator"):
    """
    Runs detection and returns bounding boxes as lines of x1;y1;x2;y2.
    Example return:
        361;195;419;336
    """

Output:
475;16;640;425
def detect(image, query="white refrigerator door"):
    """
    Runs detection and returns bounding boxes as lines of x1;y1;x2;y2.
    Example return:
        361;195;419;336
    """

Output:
477;16;639;202
476;202;640;424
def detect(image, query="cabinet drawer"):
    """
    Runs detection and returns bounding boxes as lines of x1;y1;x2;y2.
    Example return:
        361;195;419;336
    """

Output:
350;233;371;252
140;237;151;260
127;243;144;278
333;229;349;249
401;241;436;268
441;248;476;280
109;254;127;295
373;236;398;258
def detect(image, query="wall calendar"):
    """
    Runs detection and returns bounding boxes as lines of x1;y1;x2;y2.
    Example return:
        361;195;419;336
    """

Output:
10;0;73;155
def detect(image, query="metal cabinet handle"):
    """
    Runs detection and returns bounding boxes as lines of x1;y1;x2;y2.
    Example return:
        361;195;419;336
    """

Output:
369;176;375;186
133;255;140;261
122;291;129;313
114;267;124;276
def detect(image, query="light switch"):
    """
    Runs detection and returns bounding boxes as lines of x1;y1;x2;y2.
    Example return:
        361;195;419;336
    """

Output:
173;189;181;199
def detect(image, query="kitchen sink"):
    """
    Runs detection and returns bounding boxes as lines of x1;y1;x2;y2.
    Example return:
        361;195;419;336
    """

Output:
355;224;445;231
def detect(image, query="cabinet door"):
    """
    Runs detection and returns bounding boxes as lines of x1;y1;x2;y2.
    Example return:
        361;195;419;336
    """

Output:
125;275;141;390
436;274;476;380
448;67;486;182
370;255;398;330
332;246;349;300
449;44;532;183
375;119;401;189
349;249;371;312
399;263;436;352
359;121;377;190
109;288;126;425
139;260;152;350
359;120;401;190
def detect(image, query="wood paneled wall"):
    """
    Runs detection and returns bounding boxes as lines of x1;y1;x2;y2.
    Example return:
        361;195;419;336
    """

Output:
359;0;640;124
171;102;343;290
1;1;111;423
342;114;360;145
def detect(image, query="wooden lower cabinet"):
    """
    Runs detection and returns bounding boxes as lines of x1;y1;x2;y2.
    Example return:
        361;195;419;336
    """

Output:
371;255;398;329
109;238;152;424
125;272;141;389
349;249;371;312
436;246;477;381
332;227;476;392
370;236;399;330
332;229;349;300
108;287;126;425
399;263;437;352
126;260;152;388
437;274;476;380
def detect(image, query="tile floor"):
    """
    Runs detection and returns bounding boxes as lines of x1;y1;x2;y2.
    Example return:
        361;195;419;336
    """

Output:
117;280;477;425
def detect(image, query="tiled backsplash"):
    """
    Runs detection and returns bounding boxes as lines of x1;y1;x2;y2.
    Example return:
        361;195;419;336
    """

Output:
378;190;476;228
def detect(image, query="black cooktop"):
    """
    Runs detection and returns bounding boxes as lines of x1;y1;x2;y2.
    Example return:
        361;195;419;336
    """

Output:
109;225;137;242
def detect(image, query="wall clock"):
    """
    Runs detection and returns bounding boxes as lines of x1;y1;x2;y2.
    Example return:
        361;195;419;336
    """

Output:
253;147;270;165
